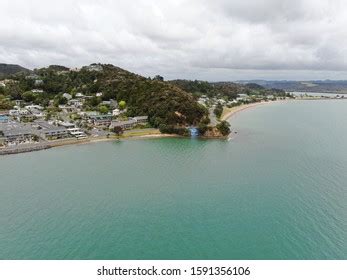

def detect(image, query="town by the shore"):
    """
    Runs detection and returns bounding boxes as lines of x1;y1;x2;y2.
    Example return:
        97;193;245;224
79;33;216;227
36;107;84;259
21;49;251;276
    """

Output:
2;63;344;156
0;97;338;156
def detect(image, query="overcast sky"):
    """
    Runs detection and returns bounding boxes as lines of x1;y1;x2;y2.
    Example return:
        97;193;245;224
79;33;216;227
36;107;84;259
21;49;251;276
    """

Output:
1;0;346;81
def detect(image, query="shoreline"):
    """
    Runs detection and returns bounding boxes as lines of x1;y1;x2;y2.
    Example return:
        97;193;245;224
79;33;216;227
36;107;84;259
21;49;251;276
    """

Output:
0;131;176;156
221;100;286;121
1;100;291;156
44;131;177;149
221;97;342;123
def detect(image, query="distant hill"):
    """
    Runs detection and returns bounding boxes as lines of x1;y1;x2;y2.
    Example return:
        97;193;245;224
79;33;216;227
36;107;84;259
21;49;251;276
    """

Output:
169;80;286;99
0;63;31;77
238;80;347;93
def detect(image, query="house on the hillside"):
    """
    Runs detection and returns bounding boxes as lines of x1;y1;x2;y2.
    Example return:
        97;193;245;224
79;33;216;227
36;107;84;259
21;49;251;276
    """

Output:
133;116;148;124
88;115;112;127
63;93;72;100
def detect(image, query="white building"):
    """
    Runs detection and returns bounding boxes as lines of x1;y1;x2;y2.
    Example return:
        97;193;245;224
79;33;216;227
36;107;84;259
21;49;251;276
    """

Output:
68;99;84;107
112;109;120;116
9;109;30;116
217;98;227;105
31;89;44;93
67;128;87;139
34;80;43;86
63;93;72;100
25;105;44;111
76;93;84;98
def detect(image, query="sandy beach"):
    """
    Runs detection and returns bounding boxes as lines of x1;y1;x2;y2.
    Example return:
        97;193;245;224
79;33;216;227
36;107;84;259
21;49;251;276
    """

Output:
48;130;175;148
221;100;284;121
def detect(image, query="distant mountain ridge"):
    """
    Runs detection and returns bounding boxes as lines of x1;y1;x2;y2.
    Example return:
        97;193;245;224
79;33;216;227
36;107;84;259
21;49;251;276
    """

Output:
237;80;347;93
0;63;31;77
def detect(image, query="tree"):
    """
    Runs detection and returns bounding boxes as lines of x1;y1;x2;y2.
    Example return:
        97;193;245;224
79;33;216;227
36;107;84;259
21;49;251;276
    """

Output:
113;126;124;136
98;105;109;114
153;75;164;81
22;91;37;102
197;123;208;135
54;96;68;106
4;83;22;100
216;121;231;136
0;95;14;109
88;96;101;107
214;103;223;119
119;100;126;110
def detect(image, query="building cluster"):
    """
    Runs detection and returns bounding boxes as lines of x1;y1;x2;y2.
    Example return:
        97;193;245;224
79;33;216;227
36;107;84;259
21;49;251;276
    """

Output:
198;94;252;108
197;93;280;108
0;119;88;147
0;91;148;148
0;65;152;148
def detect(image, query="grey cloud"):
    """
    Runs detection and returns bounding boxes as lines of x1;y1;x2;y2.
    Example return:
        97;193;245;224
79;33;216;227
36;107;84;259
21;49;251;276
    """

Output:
0;0;346;80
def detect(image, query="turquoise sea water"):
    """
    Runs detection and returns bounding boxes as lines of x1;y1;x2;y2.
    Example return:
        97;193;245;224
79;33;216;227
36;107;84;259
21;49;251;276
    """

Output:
0;100;346;259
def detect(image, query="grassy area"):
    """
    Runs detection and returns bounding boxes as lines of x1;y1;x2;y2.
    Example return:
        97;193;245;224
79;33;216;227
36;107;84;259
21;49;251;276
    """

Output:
122;129;161;138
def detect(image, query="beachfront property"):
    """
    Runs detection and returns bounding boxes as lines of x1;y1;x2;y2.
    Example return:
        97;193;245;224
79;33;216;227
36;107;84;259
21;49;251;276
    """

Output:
1;130;35;145
59;121;87;139
67;128;87;139
0;123;39;145
109;119;137;130
34;121;70;140
109;116;148;130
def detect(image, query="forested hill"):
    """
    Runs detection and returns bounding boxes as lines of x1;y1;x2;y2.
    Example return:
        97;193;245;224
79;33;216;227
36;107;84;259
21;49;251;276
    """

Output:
169;79;286;99
3;64;208;127
0;63;31;77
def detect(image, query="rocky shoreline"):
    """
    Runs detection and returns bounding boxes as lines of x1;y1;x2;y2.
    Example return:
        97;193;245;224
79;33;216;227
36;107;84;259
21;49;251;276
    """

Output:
0;143;51;155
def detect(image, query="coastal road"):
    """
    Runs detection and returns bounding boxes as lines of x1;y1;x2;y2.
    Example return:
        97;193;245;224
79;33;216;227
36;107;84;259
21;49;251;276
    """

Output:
209;106;218;126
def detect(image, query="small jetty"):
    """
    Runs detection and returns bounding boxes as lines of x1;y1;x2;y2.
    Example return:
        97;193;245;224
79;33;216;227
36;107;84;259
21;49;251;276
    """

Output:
0;143;51;155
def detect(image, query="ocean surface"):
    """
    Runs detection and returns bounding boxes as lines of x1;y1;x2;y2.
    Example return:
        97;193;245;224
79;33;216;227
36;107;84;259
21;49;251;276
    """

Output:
0;100;346;260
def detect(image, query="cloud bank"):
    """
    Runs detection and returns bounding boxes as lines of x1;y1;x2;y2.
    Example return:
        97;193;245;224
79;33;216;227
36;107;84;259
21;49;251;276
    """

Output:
1;0;346;80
